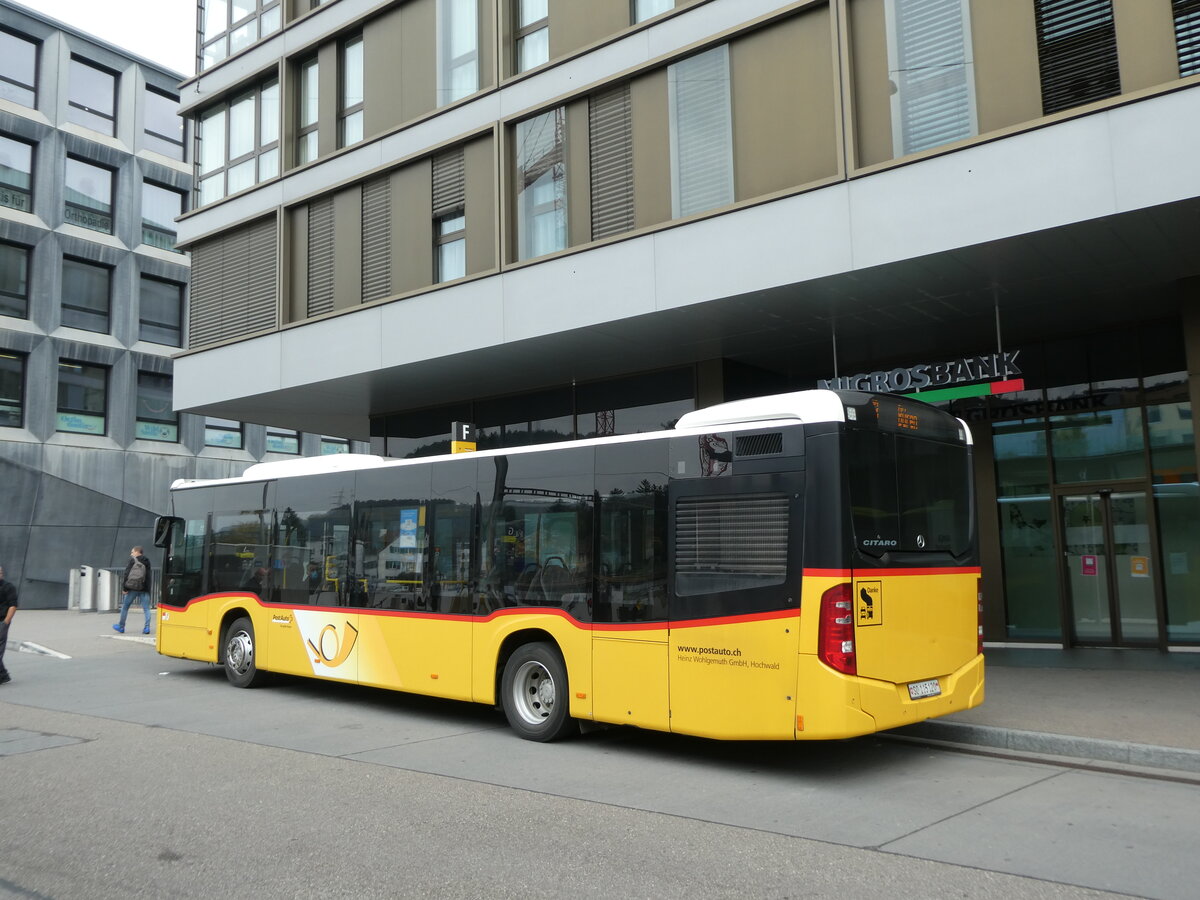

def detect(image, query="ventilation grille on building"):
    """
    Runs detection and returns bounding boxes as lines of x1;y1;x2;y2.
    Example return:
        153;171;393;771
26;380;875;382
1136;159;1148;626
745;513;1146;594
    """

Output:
362;175;391;303
1176;0;1200;77
589;83;634;239
307;196;335;317
1034;0;1120;115
735;433;783;457
188;216;278;350
675;494;789;596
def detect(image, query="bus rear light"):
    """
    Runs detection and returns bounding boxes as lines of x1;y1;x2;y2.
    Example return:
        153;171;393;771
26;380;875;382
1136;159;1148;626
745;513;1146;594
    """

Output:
818;583;856;675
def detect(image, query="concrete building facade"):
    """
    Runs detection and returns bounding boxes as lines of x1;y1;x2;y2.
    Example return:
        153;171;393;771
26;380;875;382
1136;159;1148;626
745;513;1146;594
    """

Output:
0;0;364;607
174;0;1200;650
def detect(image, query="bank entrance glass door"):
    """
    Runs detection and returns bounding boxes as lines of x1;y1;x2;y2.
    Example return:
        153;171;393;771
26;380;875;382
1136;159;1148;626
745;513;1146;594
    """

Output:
1059;489;1158;645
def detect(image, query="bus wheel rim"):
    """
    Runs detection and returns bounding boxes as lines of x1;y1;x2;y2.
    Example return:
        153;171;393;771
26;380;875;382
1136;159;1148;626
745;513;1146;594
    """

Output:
511;660;554;726
228;630;253;675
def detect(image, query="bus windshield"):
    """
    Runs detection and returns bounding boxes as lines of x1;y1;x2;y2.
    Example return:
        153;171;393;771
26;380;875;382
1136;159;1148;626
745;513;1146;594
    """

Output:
845;430;973;558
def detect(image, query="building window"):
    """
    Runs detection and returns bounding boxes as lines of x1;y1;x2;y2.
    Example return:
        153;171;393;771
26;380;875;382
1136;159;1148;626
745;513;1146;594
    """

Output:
64;157;114;234
57;360;107;435
0;351;22;427
1175;0;1200;77
340;36;364;147
516;0;549;72
139;275;184;346
136;371;177;442
296;57;319;164
266;426;300;454
197;78;279;205
1035;0;1120;116
515;107;566;260
320;435;350;454
886;0;977;156
0;242;28;319
61;257;111;333
67;57;117;136
0;134;32;214
144;86;185;160
142;182;185;252
205;416;244;449
433;147;466;281
668;45;733;218
436;214;466;282
0;29;38;108
438;0;479;105
633;0;673;23
202;0;282;70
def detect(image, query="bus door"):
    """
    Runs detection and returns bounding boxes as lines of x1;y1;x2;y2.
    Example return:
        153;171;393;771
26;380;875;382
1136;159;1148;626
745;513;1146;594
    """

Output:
592;449;670;732
667;472;802;740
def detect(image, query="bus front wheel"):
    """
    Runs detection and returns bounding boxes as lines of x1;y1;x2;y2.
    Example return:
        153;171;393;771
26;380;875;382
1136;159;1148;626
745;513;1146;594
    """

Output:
223;616;266;688
501;642;574;742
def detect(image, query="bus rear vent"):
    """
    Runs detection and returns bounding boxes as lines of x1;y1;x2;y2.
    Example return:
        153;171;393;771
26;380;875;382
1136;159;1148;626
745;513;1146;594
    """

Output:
735;433;783;457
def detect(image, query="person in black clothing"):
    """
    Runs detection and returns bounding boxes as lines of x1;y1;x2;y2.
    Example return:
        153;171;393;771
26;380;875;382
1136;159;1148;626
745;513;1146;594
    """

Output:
0;564;17;685
114;547;153;635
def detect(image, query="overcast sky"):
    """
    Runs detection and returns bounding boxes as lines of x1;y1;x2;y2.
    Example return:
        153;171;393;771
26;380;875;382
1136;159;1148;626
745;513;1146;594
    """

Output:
31;0;196;77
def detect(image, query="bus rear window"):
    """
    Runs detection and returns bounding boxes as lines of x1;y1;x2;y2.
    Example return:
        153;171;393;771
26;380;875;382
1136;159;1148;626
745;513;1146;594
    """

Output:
846;431;971;557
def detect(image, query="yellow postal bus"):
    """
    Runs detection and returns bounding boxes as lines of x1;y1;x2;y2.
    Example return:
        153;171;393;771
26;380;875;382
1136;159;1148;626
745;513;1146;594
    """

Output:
153;389;983;741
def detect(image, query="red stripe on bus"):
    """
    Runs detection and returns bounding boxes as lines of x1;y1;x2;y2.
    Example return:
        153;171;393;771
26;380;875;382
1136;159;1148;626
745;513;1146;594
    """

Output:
802;567;980;578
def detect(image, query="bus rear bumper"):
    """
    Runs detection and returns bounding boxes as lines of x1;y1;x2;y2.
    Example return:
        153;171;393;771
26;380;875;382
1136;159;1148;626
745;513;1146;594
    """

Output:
859;653;986;734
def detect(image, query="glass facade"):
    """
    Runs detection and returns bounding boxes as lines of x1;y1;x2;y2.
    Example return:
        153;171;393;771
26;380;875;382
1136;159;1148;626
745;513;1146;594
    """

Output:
970;328;1199;647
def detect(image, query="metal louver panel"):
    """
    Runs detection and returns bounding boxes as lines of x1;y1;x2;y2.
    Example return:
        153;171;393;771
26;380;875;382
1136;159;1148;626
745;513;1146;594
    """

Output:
187;217;278;350
892;0;974;155
431;148;465;218
307;195;335;317
361;176;391;303
734;433;783;457
669;45;733;217
589;83;634;239
1176;0;1200;77
188;238;222;349
242;218;277;334
1035;0;1120;115
675;494;789;596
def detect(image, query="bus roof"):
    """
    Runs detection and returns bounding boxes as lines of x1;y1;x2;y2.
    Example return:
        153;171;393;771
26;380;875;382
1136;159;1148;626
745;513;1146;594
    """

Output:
168;389;966;491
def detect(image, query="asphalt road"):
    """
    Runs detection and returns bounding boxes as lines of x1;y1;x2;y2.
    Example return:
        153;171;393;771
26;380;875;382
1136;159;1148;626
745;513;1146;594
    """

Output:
1;635;1195;899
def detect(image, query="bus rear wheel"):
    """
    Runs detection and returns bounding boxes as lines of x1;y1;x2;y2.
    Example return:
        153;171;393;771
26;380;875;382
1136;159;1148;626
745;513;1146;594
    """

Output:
223;616;266;688
501;642;574;742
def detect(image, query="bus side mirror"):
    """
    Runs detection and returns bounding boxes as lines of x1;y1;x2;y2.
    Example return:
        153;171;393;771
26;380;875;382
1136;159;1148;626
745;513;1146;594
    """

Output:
154;516;182;549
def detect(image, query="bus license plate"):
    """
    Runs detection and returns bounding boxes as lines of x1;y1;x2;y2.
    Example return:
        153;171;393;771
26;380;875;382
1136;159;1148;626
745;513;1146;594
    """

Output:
908;678;941;700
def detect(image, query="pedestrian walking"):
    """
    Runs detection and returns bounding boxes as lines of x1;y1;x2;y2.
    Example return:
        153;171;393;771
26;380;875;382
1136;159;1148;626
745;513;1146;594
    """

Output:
0;564;16;685
114;547;153;635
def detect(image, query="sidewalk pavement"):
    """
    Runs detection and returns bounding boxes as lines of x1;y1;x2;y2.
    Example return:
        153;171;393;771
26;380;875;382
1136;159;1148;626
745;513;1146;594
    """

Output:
6;609;1199;776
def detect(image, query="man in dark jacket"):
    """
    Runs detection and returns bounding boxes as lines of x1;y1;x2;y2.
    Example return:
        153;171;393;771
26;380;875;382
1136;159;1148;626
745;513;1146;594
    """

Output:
0;564;16;684
114;547;153;635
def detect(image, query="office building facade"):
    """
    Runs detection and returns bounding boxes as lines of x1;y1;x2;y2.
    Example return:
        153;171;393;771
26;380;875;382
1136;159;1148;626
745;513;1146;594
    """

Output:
175;0;1200;650
0;1;364;607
